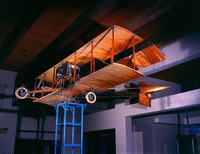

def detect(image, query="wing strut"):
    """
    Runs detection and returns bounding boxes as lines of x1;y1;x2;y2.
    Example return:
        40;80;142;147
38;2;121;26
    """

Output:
67;83;76;102
111;27;115;63
132;37;136;70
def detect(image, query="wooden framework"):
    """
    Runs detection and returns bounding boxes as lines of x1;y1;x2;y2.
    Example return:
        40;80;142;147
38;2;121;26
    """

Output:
15;25;166;106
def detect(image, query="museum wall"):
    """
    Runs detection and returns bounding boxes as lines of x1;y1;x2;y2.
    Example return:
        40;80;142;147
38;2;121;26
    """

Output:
19;116;55;140
132;114;178;154
0;70;57;153
0;70;17;154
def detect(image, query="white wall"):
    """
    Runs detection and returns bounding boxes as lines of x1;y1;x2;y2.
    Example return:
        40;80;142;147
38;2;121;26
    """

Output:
0;70;17;154
0;69;57;153
19;116;55;140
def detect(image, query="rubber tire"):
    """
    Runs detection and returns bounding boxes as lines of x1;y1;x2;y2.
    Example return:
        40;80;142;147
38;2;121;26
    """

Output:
85;92;96;104
15;87;28;99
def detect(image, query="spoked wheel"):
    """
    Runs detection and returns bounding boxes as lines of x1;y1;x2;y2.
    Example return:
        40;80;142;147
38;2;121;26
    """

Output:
85;92;96;104
15;87;29;99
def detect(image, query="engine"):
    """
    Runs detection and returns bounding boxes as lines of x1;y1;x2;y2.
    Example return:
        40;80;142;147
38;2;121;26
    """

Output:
55;62;81;81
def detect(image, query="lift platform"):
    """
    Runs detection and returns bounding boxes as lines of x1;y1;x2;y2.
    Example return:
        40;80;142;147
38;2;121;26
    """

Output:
54;102;87;154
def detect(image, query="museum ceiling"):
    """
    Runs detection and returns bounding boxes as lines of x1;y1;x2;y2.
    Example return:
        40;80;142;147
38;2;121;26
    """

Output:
0;0;199;85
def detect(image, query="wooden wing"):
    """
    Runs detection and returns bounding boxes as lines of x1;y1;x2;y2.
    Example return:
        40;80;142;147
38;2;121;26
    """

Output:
34;63;144;105
64;25;142;66
36;25;143;83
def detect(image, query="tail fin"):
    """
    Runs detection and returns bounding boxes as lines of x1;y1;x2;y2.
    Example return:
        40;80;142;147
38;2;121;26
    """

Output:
139;92;151;107
138;81;170;107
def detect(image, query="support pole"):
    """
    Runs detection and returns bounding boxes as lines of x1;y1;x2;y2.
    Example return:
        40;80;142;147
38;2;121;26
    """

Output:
111;27;115;64
62;103;67;154
54;105;59;154
185;108;189;127
132;36;136;70
73;53;77;81
71;107;75;154
185;108;190;134
52;67;56;88
80;105;85;154
90;41;95;73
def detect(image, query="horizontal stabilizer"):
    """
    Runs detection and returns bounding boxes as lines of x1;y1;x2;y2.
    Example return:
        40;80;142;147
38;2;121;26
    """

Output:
139;81;170;93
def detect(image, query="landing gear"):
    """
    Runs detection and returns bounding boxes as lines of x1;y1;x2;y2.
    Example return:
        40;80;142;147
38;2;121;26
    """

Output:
85;92;96;104
15;87;29;99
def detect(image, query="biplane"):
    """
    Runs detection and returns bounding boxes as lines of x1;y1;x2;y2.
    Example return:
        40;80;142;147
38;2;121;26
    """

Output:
15;25;168;107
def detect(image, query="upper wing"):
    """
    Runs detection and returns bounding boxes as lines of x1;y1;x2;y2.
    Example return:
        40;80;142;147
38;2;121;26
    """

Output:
35;25;143;83
65;25;142;66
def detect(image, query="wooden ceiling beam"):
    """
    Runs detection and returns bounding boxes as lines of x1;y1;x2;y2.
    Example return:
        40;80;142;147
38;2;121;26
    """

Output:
0;0;46;66
124;0;178;32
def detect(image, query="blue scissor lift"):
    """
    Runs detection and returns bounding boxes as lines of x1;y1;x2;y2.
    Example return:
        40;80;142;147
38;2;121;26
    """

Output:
54;102;87;154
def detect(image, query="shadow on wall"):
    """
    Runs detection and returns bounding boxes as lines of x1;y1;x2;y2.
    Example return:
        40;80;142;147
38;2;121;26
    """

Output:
179;31;200;57
162;31;200;67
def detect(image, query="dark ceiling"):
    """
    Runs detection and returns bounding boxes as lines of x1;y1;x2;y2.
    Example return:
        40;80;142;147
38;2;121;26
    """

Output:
0;0;199;85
